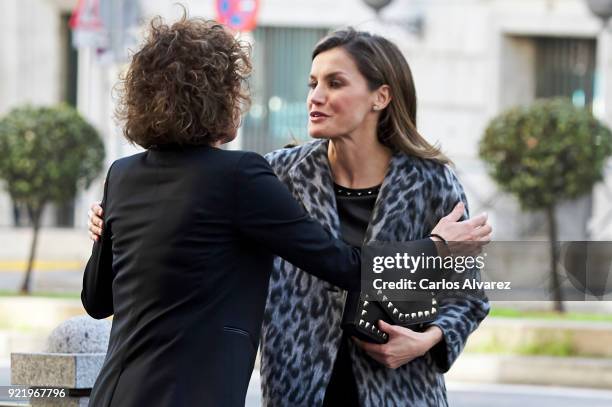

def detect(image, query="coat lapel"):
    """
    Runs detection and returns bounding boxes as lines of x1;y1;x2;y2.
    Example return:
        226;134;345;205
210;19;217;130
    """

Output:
288;140;342;238
364;152;422;243
288;141;423;243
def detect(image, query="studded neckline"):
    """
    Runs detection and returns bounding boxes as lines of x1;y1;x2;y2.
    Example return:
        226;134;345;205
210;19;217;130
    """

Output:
334;183;381;197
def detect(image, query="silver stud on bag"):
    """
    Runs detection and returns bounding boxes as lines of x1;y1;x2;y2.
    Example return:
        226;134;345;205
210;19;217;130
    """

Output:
393;308;399;315
424;310;430;317
418;311;423;318
399;313;404;320
361;310;368;316
363;301;369;307
432;307;437;314
359;319;365;326
387;302;394;309
411;313;417;318
382;295;388;301
432;299;437;305
365;322;371;329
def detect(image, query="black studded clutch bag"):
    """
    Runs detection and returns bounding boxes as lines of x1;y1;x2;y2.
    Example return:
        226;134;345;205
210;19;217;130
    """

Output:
341;290;438;344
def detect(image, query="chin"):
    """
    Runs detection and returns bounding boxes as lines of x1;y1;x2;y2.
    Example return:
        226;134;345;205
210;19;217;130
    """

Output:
308;126;334;140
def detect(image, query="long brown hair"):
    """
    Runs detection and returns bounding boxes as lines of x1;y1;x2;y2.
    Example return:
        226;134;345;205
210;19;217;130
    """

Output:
312;28;450;164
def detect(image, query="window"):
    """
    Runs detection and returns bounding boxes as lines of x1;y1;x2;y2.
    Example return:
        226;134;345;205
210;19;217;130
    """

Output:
241;26;329;154
535;37;596;109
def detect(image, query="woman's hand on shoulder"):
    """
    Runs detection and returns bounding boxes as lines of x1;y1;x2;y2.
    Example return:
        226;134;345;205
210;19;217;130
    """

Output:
88;202;104;242
430;202;491;256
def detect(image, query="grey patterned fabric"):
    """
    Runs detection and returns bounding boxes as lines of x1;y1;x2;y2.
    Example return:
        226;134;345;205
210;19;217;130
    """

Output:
260;139;489;407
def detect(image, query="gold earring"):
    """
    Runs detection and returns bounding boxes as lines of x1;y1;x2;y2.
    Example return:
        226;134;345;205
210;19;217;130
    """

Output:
372;105;379;111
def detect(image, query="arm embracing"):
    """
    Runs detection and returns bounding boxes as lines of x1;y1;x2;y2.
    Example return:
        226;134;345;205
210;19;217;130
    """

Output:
426;166;490;372
235;152;361;291
81;164;115;319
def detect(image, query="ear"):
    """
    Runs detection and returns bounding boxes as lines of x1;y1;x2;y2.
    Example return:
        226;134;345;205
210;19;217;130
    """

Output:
374;84;392;110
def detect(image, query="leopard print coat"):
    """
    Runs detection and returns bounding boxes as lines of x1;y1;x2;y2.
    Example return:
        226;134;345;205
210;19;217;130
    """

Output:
260;139;490;407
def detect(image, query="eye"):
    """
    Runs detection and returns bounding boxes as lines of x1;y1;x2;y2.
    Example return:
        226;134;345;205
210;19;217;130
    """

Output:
329;80;342;88
307;81;317;89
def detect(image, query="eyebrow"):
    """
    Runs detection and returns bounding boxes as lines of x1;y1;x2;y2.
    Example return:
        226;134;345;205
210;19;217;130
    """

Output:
309;71;348;80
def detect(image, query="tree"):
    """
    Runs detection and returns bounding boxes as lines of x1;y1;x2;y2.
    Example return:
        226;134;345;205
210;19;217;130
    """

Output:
479;98;612;312
0;105;105;294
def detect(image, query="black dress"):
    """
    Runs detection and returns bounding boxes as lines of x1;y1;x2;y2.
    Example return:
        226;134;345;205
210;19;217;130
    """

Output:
323;183;381;407
81;146;362;407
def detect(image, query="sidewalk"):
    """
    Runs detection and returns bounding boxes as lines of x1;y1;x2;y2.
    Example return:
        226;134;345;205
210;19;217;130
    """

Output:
1;297;612;391
4;365;611;407
447;354;612;389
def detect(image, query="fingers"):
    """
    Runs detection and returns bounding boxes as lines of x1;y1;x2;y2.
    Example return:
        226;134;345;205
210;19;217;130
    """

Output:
88;213;103;229
378;320;406;336
472;223;492;238
90;202;103;216
88;220;103;237
87;201;104;242
88;202;104;234
92;214;103;228
378;319;393;332
465;212;487;228
479;232;492;242
443;202;465;222
353;333;400;369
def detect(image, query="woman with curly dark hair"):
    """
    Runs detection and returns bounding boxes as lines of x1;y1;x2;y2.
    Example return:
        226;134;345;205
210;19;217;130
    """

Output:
81;13;365;407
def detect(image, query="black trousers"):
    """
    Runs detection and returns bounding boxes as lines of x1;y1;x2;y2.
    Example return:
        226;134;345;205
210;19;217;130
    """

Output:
322;334;360;406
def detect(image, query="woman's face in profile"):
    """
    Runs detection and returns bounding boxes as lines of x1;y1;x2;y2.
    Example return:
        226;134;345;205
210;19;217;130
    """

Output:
307;47;378;140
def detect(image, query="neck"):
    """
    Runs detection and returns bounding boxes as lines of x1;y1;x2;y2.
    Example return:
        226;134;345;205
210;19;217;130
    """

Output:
327;136;392;189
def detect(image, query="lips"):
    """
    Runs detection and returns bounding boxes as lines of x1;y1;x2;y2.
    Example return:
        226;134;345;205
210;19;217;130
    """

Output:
309;111;329;123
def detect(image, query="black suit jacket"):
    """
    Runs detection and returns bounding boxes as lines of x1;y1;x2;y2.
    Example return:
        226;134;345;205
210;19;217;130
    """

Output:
81;145;361;407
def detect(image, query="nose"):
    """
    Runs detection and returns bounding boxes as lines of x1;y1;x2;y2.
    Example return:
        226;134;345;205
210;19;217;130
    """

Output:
308;84;326;106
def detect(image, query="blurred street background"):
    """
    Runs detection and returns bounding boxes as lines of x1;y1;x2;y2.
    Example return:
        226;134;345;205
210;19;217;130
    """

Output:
1;0;612;406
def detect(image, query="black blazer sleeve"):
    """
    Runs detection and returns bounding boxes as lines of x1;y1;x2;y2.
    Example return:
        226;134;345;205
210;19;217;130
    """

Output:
234;152;361;291
81;164;115;319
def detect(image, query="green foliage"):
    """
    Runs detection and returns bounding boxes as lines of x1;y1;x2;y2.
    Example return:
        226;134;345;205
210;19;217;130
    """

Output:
479;98;612;210
515;333;574;357
0;104;105;210
467;331;576;358
489;307;612;323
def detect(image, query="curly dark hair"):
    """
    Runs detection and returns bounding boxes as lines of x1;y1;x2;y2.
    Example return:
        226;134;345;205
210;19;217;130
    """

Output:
116;12;251;148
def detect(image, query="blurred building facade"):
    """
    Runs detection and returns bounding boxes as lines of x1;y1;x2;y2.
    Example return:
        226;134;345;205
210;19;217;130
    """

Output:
0;0;611;239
